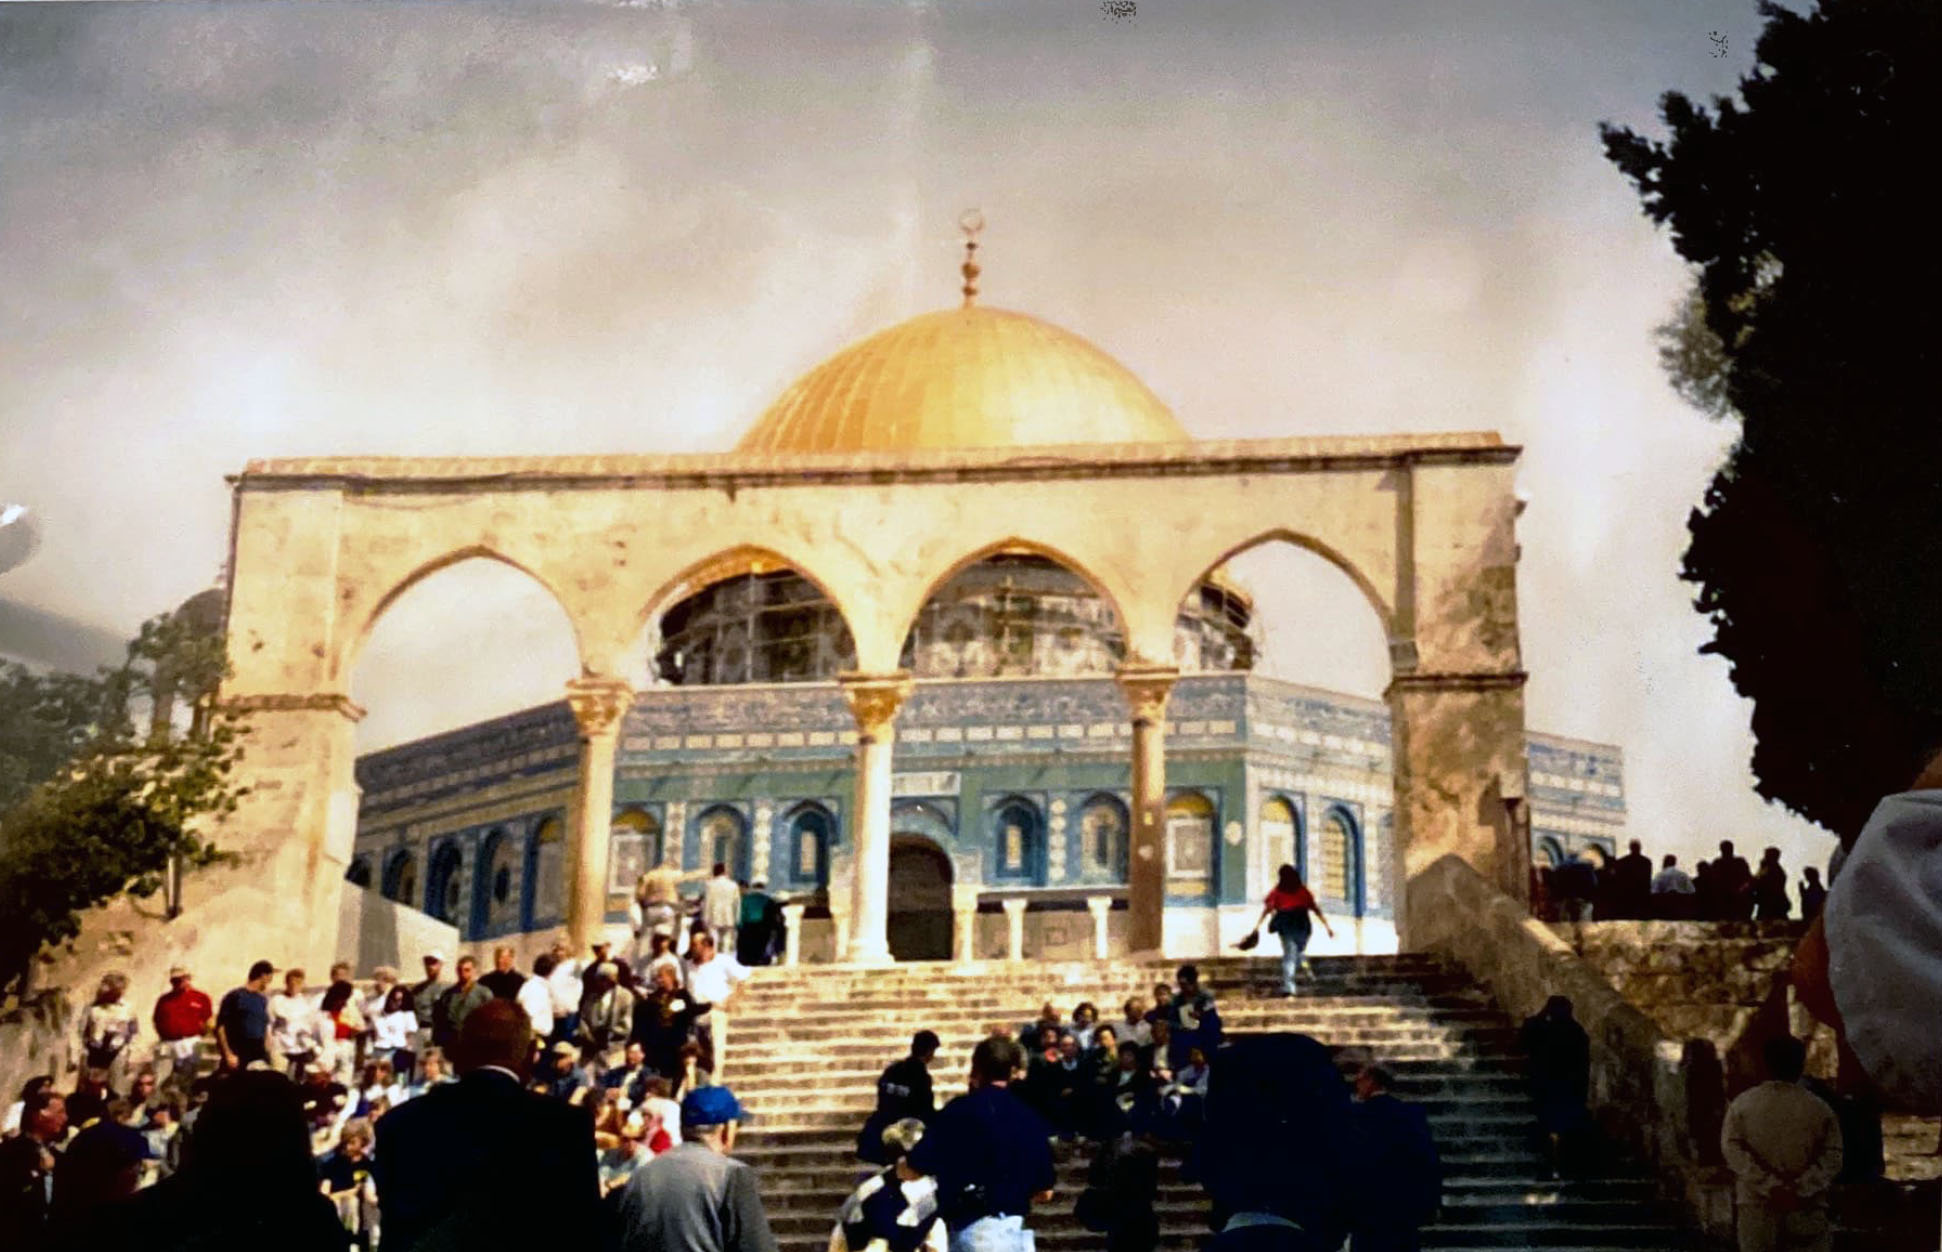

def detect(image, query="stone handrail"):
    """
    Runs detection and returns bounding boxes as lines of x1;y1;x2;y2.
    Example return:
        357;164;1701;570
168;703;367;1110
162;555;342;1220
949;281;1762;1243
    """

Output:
1407;854;1735;1239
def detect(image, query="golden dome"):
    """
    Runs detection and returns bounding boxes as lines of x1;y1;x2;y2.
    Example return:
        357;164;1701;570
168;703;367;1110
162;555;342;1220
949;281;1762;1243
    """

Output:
735;306;1188;454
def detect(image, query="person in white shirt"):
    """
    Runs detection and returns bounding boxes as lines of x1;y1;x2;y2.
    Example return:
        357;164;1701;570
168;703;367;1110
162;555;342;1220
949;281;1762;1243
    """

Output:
1118;997;1152;1048
701;864;743;955
371;985;420;1070
520;953;559;1040
546;941;584;1044
268;967;321;1074
684;931;749;1076
361;965;399;1059
644;932;688;992
1721;1035;1841;1252
1650;854;1698;919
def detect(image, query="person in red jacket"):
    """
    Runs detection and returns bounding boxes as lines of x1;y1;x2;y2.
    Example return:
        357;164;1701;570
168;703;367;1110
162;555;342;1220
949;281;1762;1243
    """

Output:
151;967;213;1088
1250;866;1335;997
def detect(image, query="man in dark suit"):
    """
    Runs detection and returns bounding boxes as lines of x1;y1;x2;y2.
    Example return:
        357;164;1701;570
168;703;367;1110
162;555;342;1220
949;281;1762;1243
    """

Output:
1347;1065;1441;1252
374;998;601;1251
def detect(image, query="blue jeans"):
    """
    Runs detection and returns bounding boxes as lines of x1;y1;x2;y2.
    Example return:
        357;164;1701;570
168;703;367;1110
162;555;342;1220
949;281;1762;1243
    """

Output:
951;1216;1035;1252
1278;927;1309;994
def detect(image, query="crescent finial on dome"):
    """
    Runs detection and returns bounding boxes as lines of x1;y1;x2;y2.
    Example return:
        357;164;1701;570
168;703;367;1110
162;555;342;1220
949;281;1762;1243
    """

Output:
958;209;985;307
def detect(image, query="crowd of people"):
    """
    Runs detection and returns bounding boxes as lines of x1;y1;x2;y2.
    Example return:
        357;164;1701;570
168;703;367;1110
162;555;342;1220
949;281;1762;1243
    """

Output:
1533;838;1830;924
847;963;1443;1252
0;875;759;1251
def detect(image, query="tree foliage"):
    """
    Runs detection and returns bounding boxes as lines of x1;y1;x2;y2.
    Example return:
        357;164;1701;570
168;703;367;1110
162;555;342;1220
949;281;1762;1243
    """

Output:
0;606;248;996
1602;0;1942;839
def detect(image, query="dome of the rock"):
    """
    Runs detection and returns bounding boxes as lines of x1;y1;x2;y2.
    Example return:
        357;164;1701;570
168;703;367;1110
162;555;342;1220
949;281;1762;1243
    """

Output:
734;306;1187;454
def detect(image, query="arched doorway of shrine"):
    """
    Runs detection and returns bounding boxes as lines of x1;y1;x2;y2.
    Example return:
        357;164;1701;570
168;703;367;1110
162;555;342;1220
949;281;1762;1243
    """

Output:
887;835;954;962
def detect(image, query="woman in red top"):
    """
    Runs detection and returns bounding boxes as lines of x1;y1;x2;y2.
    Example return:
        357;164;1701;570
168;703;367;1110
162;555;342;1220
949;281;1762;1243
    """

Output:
1253;864;1335;997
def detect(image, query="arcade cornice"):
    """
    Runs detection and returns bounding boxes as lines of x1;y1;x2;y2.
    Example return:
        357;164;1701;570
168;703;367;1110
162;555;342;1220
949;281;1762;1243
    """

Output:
230;432;1518;493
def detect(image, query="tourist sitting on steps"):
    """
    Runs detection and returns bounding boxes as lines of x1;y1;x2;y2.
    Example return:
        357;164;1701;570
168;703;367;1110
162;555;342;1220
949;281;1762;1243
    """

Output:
905;1036;1056;1252
835;1117;947;1252
858;1031;940;1164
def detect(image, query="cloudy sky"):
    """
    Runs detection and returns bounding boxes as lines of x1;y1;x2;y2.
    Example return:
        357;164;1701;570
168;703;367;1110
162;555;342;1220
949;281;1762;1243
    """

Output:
0;0;1835;872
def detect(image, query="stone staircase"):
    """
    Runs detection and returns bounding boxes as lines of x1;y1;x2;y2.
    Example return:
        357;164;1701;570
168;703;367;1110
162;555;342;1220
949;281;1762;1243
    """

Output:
725;954;1703;1251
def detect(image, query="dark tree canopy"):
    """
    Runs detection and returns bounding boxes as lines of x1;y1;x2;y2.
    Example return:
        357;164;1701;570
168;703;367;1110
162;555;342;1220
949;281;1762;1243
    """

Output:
1602;0;1942;840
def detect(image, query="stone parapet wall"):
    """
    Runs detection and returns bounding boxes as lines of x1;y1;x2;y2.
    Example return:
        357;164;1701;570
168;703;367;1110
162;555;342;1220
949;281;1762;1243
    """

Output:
1409;855;1737;1239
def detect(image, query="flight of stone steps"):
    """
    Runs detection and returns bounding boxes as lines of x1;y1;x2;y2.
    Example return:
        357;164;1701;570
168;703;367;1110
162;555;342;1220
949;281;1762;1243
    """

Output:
726;954;1702;1251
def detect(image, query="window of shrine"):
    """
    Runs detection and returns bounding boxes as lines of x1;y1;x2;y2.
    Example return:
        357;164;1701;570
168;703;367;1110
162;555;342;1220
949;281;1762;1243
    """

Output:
528;816;565;927
700;806;746;877
1079;795;1128;878
992;800;1042;882
1319;809;1358;908
1166;792;1216;891
1261;795;1299;878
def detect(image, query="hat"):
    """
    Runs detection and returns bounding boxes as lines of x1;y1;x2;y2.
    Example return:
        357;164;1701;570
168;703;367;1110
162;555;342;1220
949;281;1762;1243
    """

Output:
680;1085;746;1128
551;1041;579;1058
594;961;620;980
168;966;191;980
424;951;447;964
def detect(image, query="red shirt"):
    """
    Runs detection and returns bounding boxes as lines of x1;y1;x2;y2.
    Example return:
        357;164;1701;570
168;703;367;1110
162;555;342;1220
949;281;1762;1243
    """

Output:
1264;887;1315;915
153;986;214;1041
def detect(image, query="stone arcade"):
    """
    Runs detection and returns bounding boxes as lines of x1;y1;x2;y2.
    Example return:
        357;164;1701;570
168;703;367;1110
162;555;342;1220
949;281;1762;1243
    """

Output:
216;294;1554;975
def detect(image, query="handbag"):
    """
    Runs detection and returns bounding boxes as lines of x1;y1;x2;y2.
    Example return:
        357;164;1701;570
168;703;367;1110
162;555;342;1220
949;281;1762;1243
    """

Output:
1234;929;1260;951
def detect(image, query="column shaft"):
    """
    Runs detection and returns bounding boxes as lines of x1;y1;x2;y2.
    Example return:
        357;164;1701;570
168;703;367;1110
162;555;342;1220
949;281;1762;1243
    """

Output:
564;678;633;955
1117;666;1178;956
839;672;913;966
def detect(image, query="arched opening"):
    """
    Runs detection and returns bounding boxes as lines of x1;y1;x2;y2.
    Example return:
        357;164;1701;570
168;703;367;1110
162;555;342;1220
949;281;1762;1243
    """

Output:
425;841;464;926
887;835;954;962
345;857;373;889
696;805;749;881
894;540;1138;679
475;828;519;936
1260;795;1302;881
1534;836;1564;869
1077;793;1130;883
783;803;834;890
641;547;861;687
523;816;567;932
989;797;1045;885
609;807;663;918
382;850;418;907
1317;806;1364;917
349;554;583;944
1165;791;1218;898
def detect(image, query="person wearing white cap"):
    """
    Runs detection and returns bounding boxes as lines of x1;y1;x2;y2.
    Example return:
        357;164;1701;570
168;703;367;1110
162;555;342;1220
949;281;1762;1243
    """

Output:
151;966;212;1088
616;1084;774;1252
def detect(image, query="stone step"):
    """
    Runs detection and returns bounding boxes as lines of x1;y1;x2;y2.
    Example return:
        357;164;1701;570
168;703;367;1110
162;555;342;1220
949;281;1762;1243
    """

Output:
727;1070;1533;1100
728;1024;1521;1051
730;1089;1541;1119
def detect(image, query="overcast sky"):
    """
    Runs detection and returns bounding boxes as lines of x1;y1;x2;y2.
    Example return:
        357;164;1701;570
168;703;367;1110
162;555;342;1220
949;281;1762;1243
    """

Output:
0;0;1835;873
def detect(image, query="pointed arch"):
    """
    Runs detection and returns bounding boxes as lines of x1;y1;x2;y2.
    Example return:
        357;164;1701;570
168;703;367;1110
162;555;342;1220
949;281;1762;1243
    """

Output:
1172;528;1396;645
341;544;585;683
894;537;1137;653
634;543;866;685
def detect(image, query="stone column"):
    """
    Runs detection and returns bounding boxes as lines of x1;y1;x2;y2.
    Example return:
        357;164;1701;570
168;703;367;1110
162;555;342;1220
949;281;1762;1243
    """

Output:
1001;897;1028;961
781;902;806;966
1386;671;1528;949
564;677;634;955
951;885;982;966
1116;665;1178;956
1086;895;1113;960
838;672;914;966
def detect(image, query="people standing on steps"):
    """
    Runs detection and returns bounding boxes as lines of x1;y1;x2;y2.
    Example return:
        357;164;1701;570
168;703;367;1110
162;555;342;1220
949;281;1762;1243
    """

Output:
631;961;708;1093
1650;855;1696;919
267;968;319;1076
1753;848;1792;920
518;952;558;1043
1551;853;1598;923
1722;1036;1841;1252
0;1088;65;1250
1798;866;1827;922
1165;965;1222;1070
685;930;749;1075
431;955;494;1055
703;862;744;955
616;1085;773;1252
858;1031;940;1164
1076;1131;1159;1252
545;941;584;1044
409;952;451;1053
1346;1064;1441;1252
836;1117;948;1252
215;959;275;1072
478;945;528;1000
906;1035;1056;1252
1519;996;1590;1180
1607;839;1655;920
1251;865;1335;997
1714;840;1755;920
150;967;212;1088
80;973;139;1085
635;861;709;964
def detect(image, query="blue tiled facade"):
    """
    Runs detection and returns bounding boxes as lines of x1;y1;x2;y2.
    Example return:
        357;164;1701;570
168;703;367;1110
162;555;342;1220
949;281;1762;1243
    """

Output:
350;674;1627;947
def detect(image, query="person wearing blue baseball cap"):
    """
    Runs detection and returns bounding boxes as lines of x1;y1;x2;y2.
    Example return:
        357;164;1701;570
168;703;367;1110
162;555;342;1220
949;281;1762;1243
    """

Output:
616;1084;777;1252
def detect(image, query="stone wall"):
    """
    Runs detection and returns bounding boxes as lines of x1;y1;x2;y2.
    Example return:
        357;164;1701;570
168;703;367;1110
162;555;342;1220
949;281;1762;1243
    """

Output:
336;885;459;978
1408;854;1737;1239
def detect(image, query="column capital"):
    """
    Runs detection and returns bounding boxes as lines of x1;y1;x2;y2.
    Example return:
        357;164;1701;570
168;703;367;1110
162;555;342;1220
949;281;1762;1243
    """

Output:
1114;664;1179;725
219;691;367;723
837;671;915;743
999;896;1028;916
565;676;635;739
1084;894;1113;917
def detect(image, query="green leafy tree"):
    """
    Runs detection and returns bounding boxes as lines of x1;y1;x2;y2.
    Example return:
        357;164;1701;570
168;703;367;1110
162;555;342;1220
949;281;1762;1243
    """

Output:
1601;0;1942;840
0;605;247;997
